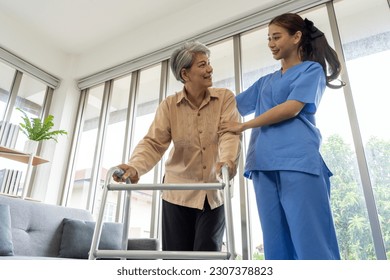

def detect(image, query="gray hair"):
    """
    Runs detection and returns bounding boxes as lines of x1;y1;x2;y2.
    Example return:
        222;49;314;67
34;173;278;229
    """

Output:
170;41;210;83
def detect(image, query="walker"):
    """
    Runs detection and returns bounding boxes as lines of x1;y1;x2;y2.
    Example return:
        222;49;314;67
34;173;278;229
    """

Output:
88;165;235;260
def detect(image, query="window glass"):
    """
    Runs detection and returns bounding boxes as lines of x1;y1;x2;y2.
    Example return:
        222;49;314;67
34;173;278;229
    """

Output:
8;74;47;196
92;75;131;221
334;0;390;258
0;71;47;197
209;39;235;92
0;61;15;119
67;84;104;209
128;64;161;237
166;67;182;97
302;6;376;259
208;39;245;258
240;26;278;260
10;73;47;151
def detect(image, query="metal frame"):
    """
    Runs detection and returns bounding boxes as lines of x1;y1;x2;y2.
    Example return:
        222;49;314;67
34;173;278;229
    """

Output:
88;165;236;260
0;47;60;89
233;34;252;260
87;81;113;212
326;1;387;260
61;89;89;205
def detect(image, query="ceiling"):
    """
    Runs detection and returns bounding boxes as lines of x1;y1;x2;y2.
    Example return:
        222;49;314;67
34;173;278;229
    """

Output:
0;0;280;55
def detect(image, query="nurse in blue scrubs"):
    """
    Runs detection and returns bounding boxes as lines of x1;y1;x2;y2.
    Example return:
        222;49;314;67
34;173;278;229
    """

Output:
219;13;345;260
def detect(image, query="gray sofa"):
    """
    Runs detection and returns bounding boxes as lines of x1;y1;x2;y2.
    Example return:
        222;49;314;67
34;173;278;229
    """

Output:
0;194;158;259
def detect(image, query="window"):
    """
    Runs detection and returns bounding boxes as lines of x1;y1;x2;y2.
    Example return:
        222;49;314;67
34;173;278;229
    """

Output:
127;64;162;237
332;0;390;259
0;61;15;119
10;73;48;150
69;0;389;259
93;75;132;222
296;5;376;260
209;39;245;258
167;65;183;97
67;84;105;210
209;39;235;92
0;69;50;197
240;26;279;260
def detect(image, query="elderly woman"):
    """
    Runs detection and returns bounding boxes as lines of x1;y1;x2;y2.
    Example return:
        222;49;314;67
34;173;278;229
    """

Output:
113;41;241;251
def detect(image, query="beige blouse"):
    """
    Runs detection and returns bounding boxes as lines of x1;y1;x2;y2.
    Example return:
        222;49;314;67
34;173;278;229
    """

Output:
127;87;241;210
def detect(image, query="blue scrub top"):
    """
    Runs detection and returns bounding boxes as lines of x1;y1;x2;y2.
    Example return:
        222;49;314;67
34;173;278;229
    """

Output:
237;61;327;178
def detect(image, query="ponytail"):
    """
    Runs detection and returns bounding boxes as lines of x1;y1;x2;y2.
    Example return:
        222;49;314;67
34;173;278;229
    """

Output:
270;13;346;89
303;18;345;89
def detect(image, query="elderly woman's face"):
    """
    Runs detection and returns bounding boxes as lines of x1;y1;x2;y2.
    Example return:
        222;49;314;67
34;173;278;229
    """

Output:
183;53;213;88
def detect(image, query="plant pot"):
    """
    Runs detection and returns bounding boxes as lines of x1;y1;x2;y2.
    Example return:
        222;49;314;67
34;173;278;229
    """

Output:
23;140;39;155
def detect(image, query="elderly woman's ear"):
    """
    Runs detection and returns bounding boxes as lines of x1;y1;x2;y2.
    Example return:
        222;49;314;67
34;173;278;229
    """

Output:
181;68;188;82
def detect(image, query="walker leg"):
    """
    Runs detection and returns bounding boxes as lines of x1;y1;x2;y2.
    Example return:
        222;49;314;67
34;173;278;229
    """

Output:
222;165;236;259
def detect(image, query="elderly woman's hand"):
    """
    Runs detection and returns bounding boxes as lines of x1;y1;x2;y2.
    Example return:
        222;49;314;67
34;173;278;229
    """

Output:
215;160;236;180
113;164;139;184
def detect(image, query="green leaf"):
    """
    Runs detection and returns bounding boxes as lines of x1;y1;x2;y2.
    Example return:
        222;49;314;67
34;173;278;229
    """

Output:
16;108;67;142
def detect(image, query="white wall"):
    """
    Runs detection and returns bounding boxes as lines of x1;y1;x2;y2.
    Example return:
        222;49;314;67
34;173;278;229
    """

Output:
0;9;81;203
32;58;81;204
74;0;282;78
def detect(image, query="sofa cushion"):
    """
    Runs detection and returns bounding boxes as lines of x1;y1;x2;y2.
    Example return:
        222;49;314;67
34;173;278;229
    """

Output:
59;218;123;259
0;204;14;256
0;195;94;257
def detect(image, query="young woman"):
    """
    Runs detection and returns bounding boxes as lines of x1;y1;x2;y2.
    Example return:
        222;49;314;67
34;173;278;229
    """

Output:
219;13;344;260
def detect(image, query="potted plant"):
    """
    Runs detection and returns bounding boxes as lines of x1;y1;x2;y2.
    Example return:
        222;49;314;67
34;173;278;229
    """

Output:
17;108;67;154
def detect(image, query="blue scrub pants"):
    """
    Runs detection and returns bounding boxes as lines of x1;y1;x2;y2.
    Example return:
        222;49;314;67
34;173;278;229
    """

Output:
252;168;340;260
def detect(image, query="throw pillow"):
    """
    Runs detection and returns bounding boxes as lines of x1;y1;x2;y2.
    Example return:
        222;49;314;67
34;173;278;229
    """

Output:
0;204;14;256
59;218;123;259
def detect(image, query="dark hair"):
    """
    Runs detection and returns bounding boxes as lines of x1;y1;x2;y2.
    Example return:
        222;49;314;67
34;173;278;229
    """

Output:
269;13;345;89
